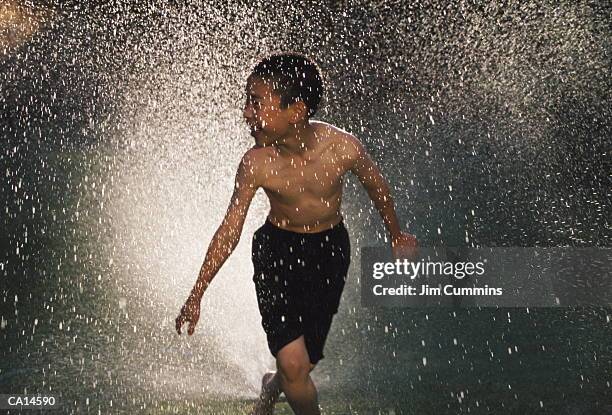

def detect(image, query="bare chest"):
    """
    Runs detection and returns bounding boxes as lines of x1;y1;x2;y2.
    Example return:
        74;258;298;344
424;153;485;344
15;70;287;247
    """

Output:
261;154;347;202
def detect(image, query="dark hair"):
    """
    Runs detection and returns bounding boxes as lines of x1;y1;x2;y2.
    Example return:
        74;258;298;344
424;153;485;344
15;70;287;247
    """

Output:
250;53;324;117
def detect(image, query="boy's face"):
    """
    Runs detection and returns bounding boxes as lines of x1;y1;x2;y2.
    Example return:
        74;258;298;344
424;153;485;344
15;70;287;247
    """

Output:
243;76;294;147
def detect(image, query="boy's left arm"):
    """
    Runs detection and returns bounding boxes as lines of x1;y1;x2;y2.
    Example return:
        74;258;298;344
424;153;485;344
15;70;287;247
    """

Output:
345;135;418;257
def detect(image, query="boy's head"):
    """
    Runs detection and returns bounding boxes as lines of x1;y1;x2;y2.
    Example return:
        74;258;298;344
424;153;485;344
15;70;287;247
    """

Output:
244;53;324;146
249;53;324;118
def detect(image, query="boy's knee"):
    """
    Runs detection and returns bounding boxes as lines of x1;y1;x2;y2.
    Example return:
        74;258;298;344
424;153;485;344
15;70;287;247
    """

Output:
277;355;311;383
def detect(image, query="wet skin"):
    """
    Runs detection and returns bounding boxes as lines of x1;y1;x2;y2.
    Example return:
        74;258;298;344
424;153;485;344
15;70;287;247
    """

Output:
244;76;384;232
176;75;417;335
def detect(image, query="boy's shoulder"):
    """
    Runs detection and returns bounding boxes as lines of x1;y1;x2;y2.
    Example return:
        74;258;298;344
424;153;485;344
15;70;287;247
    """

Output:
243;121;363;158
311;120;360;145
306;121;364;162
238;121;365;179
239;145;275;171
311;121;366;162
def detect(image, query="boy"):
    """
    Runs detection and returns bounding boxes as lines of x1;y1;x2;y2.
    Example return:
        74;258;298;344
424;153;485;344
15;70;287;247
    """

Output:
175;53;417;415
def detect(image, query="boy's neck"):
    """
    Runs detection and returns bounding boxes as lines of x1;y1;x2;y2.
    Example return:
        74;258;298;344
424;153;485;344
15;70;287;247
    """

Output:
275;120;318;157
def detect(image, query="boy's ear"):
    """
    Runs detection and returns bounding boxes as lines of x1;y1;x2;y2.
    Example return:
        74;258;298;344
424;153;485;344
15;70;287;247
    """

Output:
288;100;308;123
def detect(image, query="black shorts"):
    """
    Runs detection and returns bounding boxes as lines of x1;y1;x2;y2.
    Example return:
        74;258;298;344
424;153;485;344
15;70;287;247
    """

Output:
252;218;351;364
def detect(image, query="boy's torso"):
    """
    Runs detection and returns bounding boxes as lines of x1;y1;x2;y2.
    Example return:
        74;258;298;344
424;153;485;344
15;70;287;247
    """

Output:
252;122;356;233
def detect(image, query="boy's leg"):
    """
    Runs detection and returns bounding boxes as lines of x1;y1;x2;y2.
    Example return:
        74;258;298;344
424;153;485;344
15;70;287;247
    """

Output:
251;353;316;415
276;335;320;415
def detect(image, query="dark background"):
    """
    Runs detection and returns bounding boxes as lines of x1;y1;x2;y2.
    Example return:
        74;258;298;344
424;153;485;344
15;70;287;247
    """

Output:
1;1;610;414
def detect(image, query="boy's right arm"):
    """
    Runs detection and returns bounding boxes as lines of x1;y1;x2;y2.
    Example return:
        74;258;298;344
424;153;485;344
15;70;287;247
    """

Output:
176;149;260;335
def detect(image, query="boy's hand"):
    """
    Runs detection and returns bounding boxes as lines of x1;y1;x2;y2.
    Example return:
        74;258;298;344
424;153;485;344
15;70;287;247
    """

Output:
391;232;419;260
175;293;201;336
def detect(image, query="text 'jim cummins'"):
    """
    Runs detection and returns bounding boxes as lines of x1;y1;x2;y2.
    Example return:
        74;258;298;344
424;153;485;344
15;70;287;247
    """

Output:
371;259;503;296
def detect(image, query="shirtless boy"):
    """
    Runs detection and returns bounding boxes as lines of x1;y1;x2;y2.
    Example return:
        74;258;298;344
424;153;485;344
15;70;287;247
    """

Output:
175;53;417;415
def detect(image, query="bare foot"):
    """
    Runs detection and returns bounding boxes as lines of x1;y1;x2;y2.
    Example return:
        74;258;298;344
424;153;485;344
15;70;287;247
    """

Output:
249;372;279;415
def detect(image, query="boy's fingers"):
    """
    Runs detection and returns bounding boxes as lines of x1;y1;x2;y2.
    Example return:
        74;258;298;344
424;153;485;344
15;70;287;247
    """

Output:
394;245;418;261
175;315;184;335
